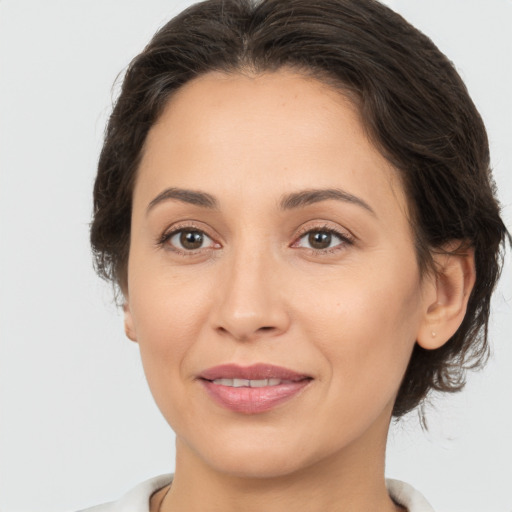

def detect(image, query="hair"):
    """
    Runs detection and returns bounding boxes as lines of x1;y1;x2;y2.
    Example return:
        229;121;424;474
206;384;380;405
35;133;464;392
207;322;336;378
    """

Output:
90;0;509;417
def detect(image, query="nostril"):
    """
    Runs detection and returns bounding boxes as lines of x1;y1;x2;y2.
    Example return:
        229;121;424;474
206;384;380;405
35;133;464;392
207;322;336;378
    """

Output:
258;326;275;332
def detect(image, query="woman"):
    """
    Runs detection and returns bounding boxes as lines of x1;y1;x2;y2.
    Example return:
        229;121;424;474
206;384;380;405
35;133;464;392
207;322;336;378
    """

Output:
86;0;508;510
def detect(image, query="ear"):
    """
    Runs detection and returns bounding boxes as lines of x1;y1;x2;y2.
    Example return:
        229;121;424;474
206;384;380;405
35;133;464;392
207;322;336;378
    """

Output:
417;242;476;350
123;301;138;343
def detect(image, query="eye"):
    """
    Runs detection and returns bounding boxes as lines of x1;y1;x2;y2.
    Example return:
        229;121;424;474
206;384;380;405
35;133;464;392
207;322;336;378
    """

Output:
293;228;352;252
164;228;217;252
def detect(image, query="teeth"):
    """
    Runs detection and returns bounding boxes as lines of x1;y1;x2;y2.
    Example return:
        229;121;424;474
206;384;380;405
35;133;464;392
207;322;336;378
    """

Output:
250;379;269;388
215;378;235;386
212;378;283;387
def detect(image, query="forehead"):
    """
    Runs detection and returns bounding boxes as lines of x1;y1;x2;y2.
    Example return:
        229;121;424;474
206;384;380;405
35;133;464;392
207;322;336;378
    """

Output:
136;69;409;222
147;70;365;161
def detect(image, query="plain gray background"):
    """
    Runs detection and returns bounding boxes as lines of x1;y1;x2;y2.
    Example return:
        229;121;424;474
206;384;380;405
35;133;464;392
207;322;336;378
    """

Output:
0;1;511;511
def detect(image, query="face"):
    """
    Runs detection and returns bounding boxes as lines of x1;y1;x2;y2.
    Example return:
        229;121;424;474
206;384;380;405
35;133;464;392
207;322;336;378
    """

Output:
125;70;434;478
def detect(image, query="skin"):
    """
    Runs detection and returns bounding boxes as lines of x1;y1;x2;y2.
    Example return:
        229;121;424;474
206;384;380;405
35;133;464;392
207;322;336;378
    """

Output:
124;70;475;512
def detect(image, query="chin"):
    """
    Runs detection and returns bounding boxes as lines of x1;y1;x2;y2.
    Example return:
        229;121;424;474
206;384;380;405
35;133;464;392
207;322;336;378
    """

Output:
204;450;312;480
181;424;346;481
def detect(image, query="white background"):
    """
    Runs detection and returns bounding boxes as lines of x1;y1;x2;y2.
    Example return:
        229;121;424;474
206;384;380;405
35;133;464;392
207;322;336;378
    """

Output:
0;1;510;511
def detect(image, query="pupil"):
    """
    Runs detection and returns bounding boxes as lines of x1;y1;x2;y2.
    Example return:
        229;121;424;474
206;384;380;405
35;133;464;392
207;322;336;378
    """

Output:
180;231;203;249
309;231;331;249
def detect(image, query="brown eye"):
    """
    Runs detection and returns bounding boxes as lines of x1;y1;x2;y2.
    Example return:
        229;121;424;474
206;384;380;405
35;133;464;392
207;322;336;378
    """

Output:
308;231;332;250
167;229;215;251
180;230;204;250
294;228;350;252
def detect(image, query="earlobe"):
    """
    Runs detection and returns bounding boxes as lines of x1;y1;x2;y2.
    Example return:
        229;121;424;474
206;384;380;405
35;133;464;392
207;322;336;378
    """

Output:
123;301;138;343
417;242;476;350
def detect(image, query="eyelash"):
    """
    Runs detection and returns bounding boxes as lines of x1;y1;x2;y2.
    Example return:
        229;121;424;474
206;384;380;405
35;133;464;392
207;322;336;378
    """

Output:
156;222;218;256
157;223;354;256
292;225;355;254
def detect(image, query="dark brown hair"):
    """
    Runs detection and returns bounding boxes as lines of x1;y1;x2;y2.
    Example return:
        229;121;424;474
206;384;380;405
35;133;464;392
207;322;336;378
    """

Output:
90;0;509;417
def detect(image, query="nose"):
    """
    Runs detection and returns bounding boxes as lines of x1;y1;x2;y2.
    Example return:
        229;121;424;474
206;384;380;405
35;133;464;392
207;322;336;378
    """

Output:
210;248;291;342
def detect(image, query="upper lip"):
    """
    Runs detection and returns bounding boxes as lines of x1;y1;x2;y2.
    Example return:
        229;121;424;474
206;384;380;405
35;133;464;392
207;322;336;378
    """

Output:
198;363;311;382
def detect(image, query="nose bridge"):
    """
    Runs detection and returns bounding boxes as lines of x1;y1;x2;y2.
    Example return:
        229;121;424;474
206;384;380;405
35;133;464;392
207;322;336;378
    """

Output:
212;236;289;340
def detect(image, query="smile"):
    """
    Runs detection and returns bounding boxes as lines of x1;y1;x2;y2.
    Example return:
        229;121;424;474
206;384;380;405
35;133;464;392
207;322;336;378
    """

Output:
198;364;312;414
212;378;286;387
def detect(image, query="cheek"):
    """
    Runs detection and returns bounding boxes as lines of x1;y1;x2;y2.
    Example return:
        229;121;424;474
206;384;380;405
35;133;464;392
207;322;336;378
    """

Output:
127;260;214;388
302;258;423;393
128;278;214;431
129;245;210;334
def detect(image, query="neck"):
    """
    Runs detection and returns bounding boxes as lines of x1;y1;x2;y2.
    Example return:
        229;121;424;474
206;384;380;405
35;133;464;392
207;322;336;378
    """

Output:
161;412;402;512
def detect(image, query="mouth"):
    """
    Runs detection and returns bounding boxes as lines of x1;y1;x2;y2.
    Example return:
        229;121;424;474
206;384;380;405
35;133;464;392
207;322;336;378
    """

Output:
209;377;294;387
199;362;311;382
198;363;313;414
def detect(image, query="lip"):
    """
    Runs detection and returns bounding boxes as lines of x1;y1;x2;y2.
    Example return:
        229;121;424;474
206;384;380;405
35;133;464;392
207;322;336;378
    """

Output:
198;363;312;414
199;363;310;382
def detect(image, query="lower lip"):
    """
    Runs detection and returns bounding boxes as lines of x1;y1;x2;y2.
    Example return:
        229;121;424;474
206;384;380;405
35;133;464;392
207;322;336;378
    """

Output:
200;379;311;414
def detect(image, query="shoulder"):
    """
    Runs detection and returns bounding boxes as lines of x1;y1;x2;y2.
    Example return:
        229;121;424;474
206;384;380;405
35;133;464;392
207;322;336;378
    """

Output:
386;479;435;512
77;474;173;512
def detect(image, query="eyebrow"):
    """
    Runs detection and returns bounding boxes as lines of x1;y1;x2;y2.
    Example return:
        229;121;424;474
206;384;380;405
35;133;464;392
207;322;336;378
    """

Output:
279;188;375;216
147;187;218;213
146;186;375;216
